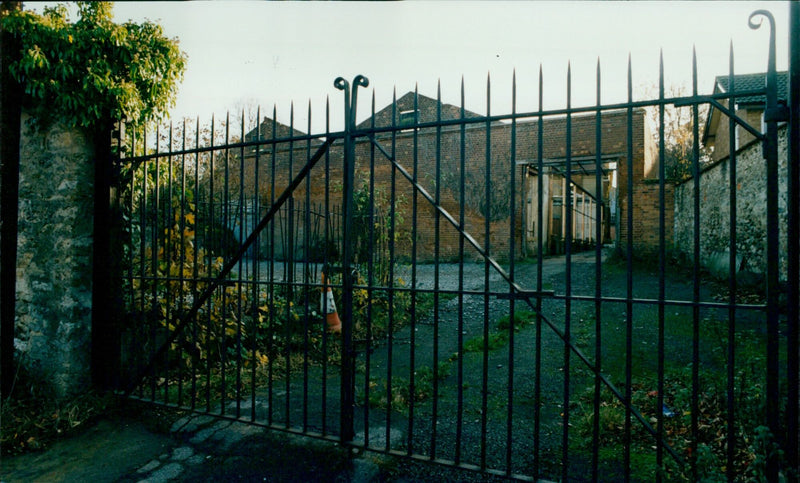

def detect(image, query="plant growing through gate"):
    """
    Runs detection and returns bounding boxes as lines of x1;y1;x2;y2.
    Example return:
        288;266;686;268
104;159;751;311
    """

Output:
130;204;314;405
351;176;409;283
129;181;418;394
347;176;415;343
131;208;252;370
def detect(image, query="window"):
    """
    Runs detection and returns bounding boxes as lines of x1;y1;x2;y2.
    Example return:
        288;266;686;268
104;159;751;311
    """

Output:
398;109;419;128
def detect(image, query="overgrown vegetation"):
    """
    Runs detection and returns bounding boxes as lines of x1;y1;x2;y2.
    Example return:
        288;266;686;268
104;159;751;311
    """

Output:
568;292;790;481
1;2;185;129
126;172;416;406
1;381;114;456
361;310;536;414
362;362;452;414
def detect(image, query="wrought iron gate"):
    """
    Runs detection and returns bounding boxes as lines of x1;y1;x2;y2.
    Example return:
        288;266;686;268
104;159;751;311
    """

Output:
114;9;798;481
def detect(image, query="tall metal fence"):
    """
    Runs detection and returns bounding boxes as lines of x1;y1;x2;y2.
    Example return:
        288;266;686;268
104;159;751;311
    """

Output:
112;9;798;481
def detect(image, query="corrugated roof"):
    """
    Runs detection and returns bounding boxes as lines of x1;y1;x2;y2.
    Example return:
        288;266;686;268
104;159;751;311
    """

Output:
714;71;788;105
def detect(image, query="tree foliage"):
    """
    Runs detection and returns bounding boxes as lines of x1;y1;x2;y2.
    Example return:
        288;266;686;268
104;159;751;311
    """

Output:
1;2;186;129
642;84;712;181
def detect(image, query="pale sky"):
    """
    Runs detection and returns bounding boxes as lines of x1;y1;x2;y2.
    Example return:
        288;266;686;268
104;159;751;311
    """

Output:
30;1;791;133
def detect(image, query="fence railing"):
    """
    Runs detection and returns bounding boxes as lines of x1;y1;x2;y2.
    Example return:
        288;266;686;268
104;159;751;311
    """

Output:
112;9;798;481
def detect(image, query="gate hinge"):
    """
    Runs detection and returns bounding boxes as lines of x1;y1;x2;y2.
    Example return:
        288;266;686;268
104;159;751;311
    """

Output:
764;102;789;123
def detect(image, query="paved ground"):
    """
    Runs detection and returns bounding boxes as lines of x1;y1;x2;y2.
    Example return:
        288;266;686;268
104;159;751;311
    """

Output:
1;253;583;483
1;406;349;482
1;416;173;482
1;399;515;482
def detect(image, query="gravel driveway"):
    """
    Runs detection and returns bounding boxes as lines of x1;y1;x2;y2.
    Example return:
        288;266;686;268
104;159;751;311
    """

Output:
234;248;717;481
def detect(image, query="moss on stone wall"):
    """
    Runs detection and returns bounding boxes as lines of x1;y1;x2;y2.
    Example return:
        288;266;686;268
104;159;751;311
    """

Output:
14;111;94;398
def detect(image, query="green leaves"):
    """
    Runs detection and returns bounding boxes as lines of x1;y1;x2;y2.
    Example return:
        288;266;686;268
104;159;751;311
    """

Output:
1;2;186;130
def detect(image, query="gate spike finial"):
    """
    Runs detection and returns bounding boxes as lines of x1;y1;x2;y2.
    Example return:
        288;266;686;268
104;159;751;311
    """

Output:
334;77;349;91
461;76;465;115
371;89;376;128
627;54;632;102
748;9;777;80
566;61;572;103
353;75;369;89
512;70;517;120
538;64;543;112
596;58;601;104
748;9;775;34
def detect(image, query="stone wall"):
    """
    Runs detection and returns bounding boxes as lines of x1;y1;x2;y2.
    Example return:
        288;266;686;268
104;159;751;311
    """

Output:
674;125;788;281
14;111;95;398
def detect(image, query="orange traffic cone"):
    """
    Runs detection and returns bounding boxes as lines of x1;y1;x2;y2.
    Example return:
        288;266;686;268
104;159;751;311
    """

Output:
320;272;342;333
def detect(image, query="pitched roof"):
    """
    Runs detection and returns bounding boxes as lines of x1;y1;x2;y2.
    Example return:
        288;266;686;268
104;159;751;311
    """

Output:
242;117;319;160
712;71;788;105
703;71;788;144
244;116;308;144
357;91;482;130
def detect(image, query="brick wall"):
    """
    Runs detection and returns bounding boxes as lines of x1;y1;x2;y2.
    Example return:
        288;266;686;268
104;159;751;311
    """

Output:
237;100;661;262
625;181;675;256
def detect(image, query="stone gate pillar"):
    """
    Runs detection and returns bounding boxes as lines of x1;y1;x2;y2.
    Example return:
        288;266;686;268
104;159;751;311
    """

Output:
14;111;94;399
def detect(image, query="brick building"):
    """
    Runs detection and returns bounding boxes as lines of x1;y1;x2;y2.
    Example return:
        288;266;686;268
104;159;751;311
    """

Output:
703;71;789;162
237;92;662;262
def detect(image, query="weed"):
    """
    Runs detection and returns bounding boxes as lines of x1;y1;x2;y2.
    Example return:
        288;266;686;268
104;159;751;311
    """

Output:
496;310;536;332
361;363;450;413
463;332;508;353
570;355;783;480
565;270;785;481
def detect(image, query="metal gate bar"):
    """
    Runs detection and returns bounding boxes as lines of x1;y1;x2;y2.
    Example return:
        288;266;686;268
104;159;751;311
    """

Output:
788;2;800;478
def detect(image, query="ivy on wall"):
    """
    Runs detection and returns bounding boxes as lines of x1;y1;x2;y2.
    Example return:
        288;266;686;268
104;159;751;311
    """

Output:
1;2;186;129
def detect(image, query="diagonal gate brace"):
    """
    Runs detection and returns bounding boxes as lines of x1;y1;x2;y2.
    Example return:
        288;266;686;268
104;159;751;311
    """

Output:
123;137;337;395
367;133;687;466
